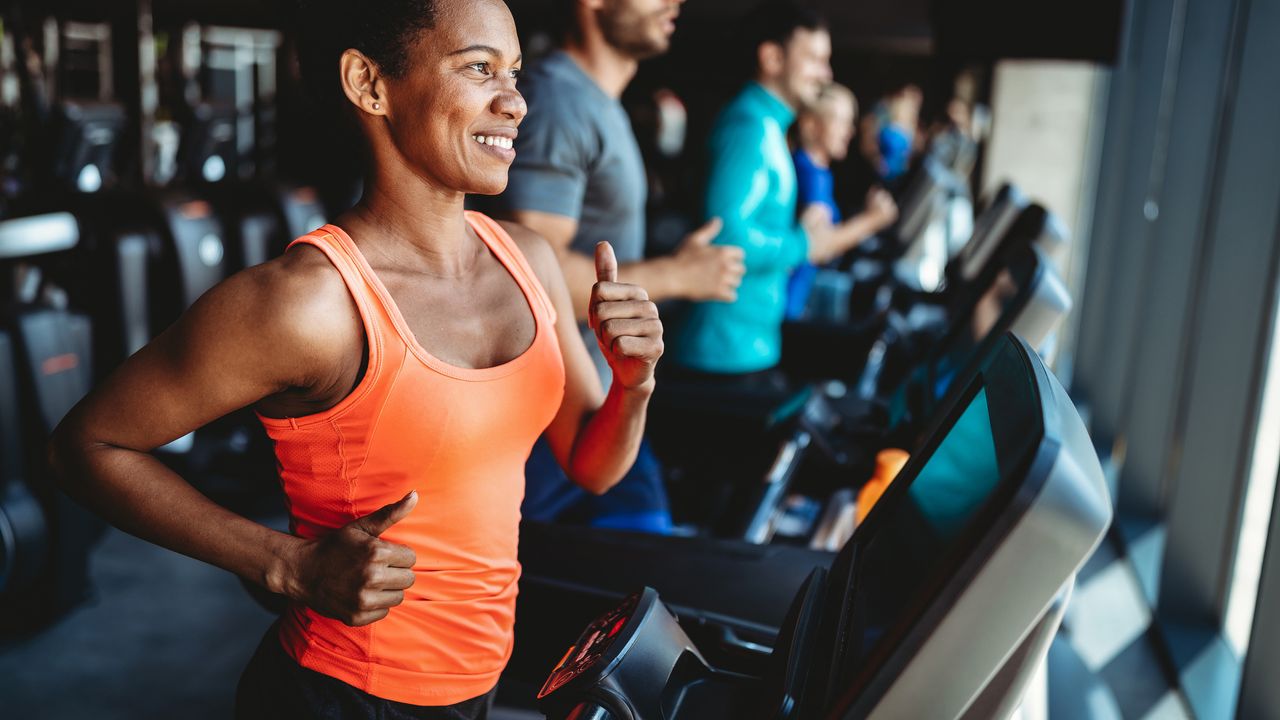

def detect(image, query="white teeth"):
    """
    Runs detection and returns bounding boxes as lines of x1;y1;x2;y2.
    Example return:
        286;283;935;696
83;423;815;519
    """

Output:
472;135;512;149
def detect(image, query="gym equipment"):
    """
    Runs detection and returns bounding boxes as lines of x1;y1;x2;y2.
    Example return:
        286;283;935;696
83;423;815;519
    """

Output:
531;333;1110;719
514;256;1075;683
780;185;1041;386
0;211;102;633
649;202;1072;540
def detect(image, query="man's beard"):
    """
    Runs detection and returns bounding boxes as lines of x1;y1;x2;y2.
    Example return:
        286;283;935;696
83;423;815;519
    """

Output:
599;9;669;60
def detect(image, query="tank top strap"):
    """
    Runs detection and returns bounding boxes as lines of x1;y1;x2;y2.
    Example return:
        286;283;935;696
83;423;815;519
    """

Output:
282;227;390;393
465;211;558;326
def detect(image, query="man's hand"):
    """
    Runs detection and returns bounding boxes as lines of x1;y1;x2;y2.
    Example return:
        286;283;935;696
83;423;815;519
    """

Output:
671;218;744;303
863;187;899;231
589;241;663;393
281;491;419;626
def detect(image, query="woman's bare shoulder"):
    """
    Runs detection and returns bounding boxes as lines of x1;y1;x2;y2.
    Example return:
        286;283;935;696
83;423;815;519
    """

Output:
188;245;363;369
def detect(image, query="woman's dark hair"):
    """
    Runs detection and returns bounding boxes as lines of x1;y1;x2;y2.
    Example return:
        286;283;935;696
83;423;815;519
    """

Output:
292;0;442;109
743;0;827;72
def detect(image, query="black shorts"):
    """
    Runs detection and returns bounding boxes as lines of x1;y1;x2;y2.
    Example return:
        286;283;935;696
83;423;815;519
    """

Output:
235;623;497;720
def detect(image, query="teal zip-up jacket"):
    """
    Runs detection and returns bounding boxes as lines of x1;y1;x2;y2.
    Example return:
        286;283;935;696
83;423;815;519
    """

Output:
673;82;810;374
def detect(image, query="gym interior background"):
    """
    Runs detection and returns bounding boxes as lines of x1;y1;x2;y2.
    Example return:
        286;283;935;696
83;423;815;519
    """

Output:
1;0;1278;718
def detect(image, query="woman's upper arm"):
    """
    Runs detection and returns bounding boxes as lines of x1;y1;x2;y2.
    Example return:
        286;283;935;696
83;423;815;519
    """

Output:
57;258;352;454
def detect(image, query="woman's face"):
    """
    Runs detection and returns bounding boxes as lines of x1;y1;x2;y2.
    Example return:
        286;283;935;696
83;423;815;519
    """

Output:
379;0;526;196
815;96;856;161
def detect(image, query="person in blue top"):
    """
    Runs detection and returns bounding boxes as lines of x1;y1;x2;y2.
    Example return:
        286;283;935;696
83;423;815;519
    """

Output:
672;1;893;381
787;83;898;319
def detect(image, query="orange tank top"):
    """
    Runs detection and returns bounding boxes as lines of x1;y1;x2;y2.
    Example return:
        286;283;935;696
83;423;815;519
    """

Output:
257;212;565;705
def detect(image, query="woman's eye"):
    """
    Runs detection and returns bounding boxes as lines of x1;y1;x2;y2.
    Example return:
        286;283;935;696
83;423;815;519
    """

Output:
510;68;521;80
468;62;490;75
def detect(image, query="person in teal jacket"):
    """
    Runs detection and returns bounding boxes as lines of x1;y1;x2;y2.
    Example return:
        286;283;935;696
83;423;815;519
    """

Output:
673;1;883;378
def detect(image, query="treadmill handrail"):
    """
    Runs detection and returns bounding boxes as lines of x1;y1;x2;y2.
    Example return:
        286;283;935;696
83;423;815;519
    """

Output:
0;213;79;260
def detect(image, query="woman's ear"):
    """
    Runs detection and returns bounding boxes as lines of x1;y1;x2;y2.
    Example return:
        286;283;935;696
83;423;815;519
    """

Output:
339;48;388;116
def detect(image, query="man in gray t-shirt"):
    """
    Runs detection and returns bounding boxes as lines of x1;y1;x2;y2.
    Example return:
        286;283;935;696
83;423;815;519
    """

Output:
494;0;744;533
498;49;651;381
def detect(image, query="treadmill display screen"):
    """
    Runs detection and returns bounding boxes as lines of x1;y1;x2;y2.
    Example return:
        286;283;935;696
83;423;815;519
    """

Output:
838;384;1006;691
537;591;641;699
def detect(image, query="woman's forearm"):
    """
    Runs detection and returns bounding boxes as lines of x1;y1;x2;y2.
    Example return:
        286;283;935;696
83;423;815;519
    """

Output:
808;212;883;264
564;382;652;494
50;437;301;594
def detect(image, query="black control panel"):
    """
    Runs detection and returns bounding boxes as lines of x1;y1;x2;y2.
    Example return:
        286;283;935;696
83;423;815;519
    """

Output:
538;590;644;698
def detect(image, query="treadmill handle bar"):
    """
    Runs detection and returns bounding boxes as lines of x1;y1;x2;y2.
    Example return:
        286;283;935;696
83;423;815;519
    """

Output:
742;430;812;544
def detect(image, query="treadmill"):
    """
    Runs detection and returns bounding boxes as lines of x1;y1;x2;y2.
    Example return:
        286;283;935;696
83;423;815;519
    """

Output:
780;187;1039;387
646;201;1062;532
0;212;103;634
767;243;1073;549
525;333;1111;719
513;245;1073;634
643;216;1072;544
508;256;1079;691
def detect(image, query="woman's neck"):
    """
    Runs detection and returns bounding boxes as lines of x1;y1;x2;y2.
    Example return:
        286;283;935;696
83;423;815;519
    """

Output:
340;164;483;279
801;142;831;168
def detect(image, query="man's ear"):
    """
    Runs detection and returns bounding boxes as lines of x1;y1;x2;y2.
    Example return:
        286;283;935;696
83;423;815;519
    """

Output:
757;41;785;80
339;48;388;116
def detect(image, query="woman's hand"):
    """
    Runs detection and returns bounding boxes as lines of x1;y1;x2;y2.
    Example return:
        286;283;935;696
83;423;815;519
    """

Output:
588;241;663;393
278;491;419;626
864;187;899;231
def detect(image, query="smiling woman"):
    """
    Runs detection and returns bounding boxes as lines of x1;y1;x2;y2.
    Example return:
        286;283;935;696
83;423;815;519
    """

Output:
47;0;666;718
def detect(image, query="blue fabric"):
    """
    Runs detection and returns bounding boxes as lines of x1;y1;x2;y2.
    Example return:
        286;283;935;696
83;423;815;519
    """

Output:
792;149;841;223
786;149;842;319
674;83;809;373
784;263;819;320
878;123;912;181
522;437;673;534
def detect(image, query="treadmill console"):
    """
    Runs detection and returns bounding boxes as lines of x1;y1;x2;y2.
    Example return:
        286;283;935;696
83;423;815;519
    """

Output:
538;589;646;698
537;587;749;720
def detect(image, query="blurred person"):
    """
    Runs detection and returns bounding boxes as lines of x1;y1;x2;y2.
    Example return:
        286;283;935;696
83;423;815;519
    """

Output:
493;0;745;533
49;0;665;717
877;83;923;183
671;1;890;383
787;83;898;319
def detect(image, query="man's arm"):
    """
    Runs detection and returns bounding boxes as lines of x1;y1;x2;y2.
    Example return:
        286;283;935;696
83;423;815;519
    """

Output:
509;209;741;321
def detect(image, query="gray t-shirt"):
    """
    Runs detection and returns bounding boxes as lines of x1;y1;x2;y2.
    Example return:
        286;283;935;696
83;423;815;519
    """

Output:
496;50;647;384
